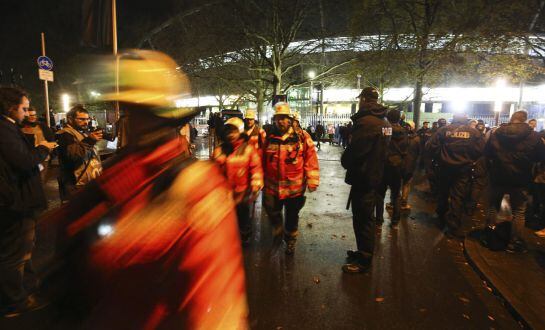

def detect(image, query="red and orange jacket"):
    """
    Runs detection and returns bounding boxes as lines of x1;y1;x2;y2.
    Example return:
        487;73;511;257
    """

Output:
263;127;319;199
245;125;266;154
46;138;248;329
213;139;264;204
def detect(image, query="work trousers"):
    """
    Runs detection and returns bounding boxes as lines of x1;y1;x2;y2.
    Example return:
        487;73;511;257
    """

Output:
437;167;473;231
351;187;377;258
487;184;528;240
0;216;36;307
236;203;252;241
376;166;403;223
263;194;306;241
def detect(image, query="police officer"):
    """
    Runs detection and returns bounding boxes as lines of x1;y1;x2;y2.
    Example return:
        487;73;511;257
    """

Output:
427;113;485;238
341;87;391;273
376;109;408;227
485;111;545;252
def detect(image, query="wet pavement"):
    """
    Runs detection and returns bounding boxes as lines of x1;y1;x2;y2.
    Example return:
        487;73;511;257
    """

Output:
243;143;519;329
1;139;521;329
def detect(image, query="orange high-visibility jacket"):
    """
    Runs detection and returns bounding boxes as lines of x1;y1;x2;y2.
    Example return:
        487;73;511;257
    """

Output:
245;125;266;155
213;140;264;204
49;138;248;329
263;127;319;199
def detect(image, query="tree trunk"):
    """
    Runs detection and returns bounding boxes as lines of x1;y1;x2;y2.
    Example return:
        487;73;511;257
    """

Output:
413;77;423;129
256;81;265;122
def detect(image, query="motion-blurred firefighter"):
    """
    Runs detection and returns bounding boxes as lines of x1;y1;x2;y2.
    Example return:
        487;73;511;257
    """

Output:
44;50;248;329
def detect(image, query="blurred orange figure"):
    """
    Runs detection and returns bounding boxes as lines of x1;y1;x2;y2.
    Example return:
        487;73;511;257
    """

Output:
213;117;263;245
47;50;248;329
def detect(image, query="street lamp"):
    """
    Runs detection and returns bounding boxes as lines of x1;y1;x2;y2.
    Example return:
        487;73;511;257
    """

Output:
61;93;70;112
356;74;362;90
494;78;506;126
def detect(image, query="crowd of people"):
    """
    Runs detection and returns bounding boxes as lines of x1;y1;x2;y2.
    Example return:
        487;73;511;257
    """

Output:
1;47;544;325
341;86;545;273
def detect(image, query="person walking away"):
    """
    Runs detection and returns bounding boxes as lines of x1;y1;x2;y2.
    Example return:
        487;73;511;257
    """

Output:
376;109;408;227
56;105;103;202
341;87;391;273
315;121;325;150
327;124;335;145
401;121;421;211
262;102;319;255
0;87;56;317
484;111;545;251
244;109;266;156
213;117;263;245
427;113;485;238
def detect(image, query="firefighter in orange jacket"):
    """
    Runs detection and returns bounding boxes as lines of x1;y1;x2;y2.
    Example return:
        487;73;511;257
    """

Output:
263;102;319;255
244;109;266;155
45;50;248;329
214;117;264;245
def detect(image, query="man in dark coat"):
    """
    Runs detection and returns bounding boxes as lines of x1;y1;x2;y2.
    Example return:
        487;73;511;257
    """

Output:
427;113;485;238
485;111;545;252
341;87;391;273
0;87;55;317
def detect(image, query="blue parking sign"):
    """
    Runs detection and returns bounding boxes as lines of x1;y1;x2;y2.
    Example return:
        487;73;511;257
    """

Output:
37;56;53;71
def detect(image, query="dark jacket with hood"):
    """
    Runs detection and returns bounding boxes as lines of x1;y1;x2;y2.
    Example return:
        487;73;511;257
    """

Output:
0;116;49;218
341;101;392;190
485;123;545;187
426;121;484;169
385;123;409;170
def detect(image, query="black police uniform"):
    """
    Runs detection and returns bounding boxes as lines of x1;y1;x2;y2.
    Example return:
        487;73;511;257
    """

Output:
427;119;485;235
342;102;391;261
484;123;545;238
376;123;409;225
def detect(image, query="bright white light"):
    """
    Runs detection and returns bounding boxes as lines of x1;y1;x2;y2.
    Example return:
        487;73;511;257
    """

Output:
97;224;113;237
494;78;507;112
89;90;101;98
308;70;316;79
61;94;70;112
452;100;468;113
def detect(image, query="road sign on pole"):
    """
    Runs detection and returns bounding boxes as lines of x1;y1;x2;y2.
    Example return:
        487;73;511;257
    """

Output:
37;56;53;71
39;33;51;128
38;69;54;82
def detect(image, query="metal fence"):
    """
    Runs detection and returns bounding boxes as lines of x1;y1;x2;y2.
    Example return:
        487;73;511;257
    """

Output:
301;113;511;128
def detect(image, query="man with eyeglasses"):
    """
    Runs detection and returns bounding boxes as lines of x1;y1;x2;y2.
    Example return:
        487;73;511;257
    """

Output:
56;105;103;202
0;87;56;317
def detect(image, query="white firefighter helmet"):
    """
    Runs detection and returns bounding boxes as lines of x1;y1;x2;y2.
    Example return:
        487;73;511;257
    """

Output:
245;109;257;120
225;117;245;133
274;102;291;117
97;49;194;119
292;111;301;122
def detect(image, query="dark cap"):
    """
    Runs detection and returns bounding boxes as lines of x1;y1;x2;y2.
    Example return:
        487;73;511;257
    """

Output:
358;87;379;100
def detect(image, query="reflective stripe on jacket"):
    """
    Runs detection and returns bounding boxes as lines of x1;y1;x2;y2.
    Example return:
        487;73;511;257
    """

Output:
263;127;319;199
214;140;264;204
